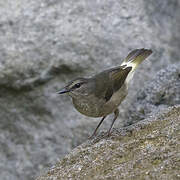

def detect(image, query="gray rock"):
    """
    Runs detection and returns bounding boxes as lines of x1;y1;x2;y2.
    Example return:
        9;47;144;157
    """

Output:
123;63;180;126
0;0;180;180
36;105;180;180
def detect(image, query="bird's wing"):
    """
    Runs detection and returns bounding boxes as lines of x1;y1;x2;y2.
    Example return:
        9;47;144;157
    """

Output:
94;66;132;102
104;84;114;102
94;71;114;102
109;66;132;92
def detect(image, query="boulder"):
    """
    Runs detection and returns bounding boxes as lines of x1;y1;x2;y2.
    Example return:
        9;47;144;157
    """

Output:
36;106;180;180
0;0;179;180
123;63;180;126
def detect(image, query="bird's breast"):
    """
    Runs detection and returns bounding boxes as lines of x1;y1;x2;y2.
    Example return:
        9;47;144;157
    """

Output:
72;96;105;117
72;83;128;118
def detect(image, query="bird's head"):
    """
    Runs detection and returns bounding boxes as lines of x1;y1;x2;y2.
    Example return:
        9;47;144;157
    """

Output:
57;77;95;98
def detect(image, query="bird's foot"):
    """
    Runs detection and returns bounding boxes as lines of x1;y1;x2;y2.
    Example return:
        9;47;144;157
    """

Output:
107;130;112;137
88;133;96;140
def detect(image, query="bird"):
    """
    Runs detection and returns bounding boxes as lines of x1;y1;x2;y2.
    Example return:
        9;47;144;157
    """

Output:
57;48;152;138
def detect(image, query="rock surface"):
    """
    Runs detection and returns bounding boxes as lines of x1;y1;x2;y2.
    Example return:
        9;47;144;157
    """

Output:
123;63;180;126
0;0;180;180
36;106;180;180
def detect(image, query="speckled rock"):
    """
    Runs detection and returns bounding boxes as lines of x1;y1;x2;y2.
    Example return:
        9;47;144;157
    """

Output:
0;0;180;180
36;105;180;180
123;63;180;126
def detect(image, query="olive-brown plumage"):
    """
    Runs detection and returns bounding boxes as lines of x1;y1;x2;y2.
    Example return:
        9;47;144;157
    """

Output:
57;49;152;137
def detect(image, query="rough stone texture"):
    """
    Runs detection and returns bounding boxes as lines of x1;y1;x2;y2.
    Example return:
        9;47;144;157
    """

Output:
36;106;180;180
0;0;180;180
122;63;180;126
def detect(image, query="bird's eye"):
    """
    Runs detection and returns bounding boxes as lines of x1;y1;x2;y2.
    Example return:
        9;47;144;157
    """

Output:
74;83;81;88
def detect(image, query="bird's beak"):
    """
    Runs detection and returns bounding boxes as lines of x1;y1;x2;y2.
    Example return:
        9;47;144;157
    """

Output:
56;87;70;94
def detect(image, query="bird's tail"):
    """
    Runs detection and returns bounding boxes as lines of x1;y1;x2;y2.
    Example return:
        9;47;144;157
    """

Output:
121;48;152;83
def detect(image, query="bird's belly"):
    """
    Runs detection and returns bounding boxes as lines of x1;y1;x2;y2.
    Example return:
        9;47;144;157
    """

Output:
72;84;128;117
102;84;128;115
72;98;107;117
104;89;127;111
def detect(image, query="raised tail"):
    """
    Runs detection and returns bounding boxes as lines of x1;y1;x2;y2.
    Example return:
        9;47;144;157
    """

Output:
121;48;152;83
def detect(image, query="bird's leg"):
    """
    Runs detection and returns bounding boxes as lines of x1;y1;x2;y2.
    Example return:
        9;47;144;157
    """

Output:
107;109;119;136
88;116;107;139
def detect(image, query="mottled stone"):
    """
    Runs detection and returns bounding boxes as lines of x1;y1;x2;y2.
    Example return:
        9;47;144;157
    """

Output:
36;106;180;180
123;63;180;126
0;0;180;180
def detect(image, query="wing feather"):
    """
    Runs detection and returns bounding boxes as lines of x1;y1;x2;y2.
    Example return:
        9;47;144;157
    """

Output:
110;66;132;92
94;66;132;102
